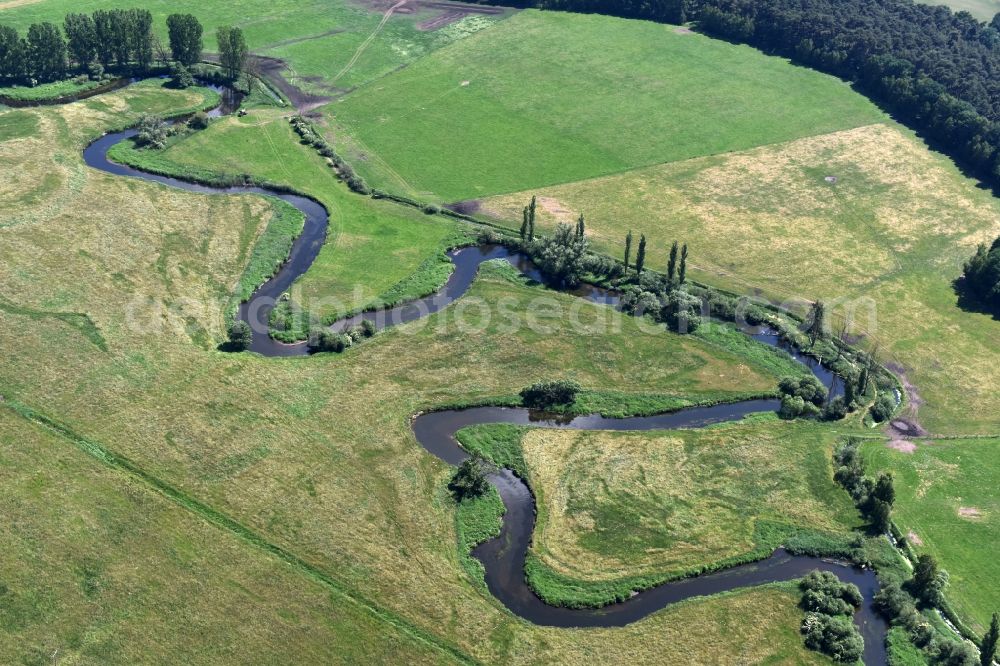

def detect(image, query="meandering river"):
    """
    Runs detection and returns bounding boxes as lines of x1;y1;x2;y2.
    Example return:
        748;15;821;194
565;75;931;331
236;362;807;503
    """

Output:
80;84;887;664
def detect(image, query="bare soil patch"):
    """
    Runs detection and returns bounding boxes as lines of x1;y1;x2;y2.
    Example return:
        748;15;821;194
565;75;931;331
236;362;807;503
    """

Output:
252;55;335;113
446;199;481;215
674;26;693;35
352;0;505;31
261;29;346;50
907;530;924;546
888;439;917;453
958;506;984;520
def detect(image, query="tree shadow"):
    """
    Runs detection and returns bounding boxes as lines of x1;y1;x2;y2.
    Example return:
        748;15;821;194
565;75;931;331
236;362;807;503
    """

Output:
952;277;1000;321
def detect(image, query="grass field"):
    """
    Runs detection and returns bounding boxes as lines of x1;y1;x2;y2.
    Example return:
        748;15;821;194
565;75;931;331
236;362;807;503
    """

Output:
0;408;461;665
0;81;842;661
0;0;509;96
108;104;472;327
521;421;860;584
326;10;885;201
483;123;1000;435
864;438;1000;633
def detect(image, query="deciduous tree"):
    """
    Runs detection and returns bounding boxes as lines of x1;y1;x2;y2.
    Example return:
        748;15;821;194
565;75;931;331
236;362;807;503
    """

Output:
63;13;97;69
217;25;247;80
26;22;66;81
167;13;203;66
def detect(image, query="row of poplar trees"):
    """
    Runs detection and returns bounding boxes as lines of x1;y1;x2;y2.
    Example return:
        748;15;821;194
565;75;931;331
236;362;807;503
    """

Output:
0;11;246;84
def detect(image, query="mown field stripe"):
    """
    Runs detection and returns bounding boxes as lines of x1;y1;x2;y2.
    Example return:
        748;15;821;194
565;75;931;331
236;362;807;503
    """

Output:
1;397;477;666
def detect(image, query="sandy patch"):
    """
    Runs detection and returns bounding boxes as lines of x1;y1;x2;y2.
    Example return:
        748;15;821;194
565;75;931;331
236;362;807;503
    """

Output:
888;439;917;453
958;506;984;520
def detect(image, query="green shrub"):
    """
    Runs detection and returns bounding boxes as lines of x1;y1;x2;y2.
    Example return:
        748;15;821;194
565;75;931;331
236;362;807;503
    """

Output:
779;375;828;406
448;456;493;501
801;613;864;663
308;330;347;353
871;393;896;422
520;379;581;409
227;320;252;351
800;570;863;616
188;111;210;130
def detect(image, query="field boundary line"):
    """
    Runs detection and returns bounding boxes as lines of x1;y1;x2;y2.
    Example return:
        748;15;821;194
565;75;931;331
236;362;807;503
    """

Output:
466;122;892;203
2;397;477;666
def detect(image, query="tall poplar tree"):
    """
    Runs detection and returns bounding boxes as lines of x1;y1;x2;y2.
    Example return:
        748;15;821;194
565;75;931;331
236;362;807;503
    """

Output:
167;14;203;66
635;234;647;275
679;243;688;285
26;22;66;81
64;13;97;68
807;301;826;347
217;25;247;80
981;612;999;666
623;230;633;274
667;240;678;284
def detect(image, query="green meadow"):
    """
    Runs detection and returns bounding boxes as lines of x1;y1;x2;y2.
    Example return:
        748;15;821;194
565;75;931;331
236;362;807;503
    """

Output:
1;0;509;95
109;105;471;326
328;10;885;201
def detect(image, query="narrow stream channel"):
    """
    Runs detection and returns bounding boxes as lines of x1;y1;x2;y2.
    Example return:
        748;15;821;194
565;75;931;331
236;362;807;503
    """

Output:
80;84;887;664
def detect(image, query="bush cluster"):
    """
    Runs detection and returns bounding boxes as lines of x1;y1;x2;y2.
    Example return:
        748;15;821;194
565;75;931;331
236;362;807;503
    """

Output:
798;570;864;662
875;580;979;665
520;379;581;409
833;438;896;533
777;375;828;419
289;116;370;194
307;319;376;353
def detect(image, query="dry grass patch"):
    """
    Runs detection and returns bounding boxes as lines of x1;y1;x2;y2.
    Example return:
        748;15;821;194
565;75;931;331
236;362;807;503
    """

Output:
522;421;858;582
483;122;1000;434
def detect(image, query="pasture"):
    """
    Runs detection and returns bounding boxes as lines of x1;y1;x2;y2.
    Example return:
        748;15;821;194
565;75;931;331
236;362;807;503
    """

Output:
110;105;471;327
865;438;1000;633
522;421;860;585
327;10;885;201
3;0;1000;655
0;0;509;96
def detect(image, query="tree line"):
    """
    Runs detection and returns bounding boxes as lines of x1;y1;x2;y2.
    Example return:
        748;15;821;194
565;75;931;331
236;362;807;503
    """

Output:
0;10;246;85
